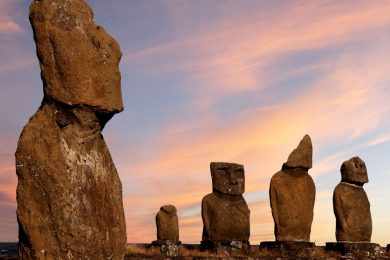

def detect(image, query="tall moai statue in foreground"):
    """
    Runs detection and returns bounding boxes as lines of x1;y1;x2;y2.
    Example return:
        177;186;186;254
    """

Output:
333;157;372;242
201;162;250;247
269;135;315;241
16;0;126;259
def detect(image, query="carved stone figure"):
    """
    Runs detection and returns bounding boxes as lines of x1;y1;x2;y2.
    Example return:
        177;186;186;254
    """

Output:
16;0;126;259
269;135;315;241
156;205;180;243
201;162;250;247
333;156;372;242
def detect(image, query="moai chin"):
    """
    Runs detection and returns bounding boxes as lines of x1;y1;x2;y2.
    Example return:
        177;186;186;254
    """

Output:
269;135;316;242
201;162;250;247
16;0;126;259
333;156;372;242
155;205;180;244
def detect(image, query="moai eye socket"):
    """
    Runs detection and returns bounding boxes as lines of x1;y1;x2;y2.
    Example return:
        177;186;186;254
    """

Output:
232;169;244;180
216;167;228;175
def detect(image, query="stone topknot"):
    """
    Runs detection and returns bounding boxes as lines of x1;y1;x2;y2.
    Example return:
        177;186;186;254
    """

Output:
285;134;313;169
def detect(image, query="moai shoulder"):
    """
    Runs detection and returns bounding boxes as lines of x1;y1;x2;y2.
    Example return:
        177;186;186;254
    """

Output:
201;162;250;248
269;135;316;242
333;156;372;242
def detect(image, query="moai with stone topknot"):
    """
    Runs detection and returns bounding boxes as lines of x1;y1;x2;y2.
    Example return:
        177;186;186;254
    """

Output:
201;162;250;249
333;157;372;242
16;0;126;259
268;135;316;244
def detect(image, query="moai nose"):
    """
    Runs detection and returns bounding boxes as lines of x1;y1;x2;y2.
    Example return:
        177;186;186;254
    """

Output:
229;171;238;184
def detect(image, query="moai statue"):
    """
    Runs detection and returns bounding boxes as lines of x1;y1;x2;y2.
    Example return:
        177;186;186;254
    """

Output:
333;157;372;242
155;205;180;244
154;205;180;257
16;0;126;259
201;162;250;248
269;135;315;242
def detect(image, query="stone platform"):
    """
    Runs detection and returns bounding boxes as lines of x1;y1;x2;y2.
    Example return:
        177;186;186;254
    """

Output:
326;242;382;257
2;242;390;259
125;243;390;259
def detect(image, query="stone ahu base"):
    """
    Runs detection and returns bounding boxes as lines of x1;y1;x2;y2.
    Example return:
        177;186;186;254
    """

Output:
125;243;390;259
326;242;382;257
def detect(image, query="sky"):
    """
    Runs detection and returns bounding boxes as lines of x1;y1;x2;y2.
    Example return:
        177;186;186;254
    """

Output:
1;0;390;245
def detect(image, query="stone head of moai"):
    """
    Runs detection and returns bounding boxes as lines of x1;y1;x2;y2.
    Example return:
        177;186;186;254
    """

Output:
156;205;179;244
211;162;245;195
283;134;313;171
29;0;123;114
340;156;368;185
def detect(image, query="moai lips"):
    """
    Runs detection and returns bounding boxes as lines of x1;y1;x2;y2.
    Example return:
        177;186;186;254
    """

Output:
16;0;126;259
201;162;250;247
333;156;372;242
269;135;316;242
156;205;180;244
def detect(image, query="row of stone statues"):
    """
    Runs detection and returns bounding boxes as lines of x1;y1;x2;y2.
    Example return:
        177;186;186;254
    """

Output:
17;0;373;258
154;135;372;247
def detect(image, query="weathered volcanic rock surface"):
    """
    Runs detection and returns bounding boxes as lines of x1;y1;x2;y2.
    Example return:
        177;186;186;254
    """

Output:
202;162;250;245
333;157;372;242
16;0;126;259
270;135;315;242
155;205;179;243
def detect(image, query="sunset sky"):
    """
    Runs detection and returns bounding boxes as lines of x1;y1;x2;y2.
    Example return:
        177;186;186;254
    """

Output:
1;0;390;245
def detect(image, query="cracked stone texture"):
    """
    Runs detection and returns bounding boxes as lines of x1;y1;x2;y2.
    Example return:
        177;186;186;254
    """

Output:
156;205;179;243
333;157;372;242
29;0;123;112
201;162;250;245
270;135;315;242
16;0;126;259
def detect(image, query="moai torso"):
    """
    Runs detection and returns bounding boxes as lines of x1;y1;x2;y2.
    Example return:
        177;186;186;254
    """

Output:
269;135;316;242
156;205;180;243
333;157;372;242
201;162;250;245
270;168;315;241
16;1;126;259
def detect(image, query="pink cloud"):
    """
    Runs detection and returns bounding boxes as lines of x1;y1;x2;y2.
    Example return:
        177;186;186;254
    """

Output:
124;1;390;98
0;20;22;33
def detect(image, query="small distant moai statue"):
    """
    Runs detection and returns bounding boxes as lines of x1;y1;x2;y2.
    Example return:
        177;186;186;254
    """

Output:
156;205;180;244
201;162;250;249
333;157;372;242
269;135;315;242
154;205;180;257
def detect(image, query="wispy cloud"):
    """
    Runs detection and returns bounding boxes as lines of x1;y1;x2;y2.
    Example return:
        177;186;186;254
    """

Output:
124;1;390;99
0;1;22;33
0;20;22;33
367;133;390;147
